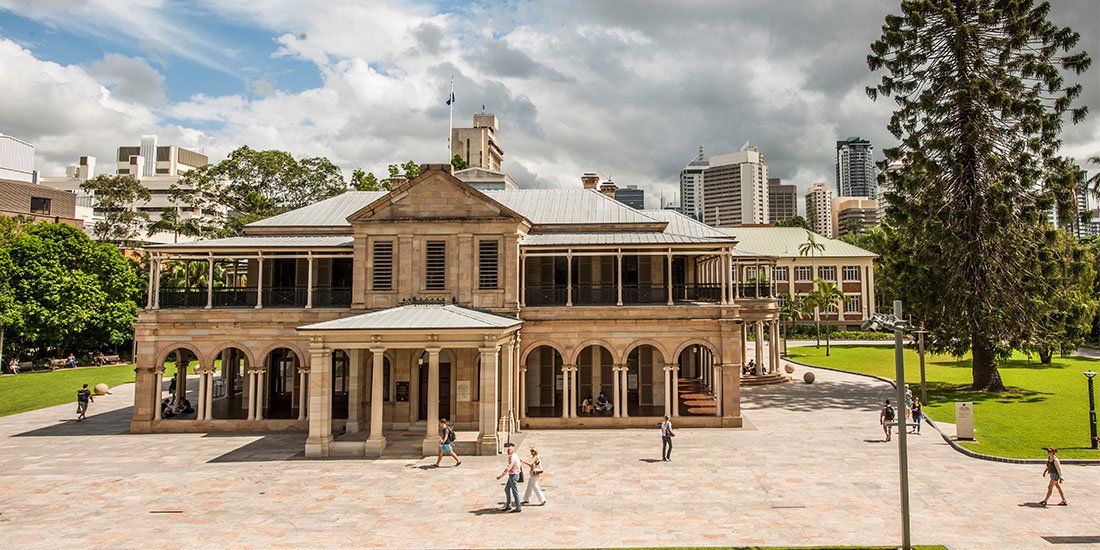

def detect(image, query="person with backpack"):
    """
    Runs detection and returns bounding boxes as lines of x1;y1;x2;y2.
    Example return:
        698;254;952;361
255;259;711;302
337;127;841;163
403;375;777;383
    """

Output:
1039;447;1067;506
433;418;461;467
880;399;896;442
76;384;94;421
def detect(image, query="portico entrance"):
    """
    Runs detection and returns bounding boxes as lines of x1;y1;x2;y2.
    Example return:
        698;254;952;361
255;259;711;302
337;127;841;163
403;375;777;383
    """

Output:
417;350;452;421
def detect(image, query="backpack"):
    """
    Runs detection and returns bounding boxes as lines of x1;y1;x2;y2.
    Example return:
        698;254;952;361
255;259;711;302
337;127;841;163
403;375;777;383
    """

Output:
445;427;456;444
883;405;895;421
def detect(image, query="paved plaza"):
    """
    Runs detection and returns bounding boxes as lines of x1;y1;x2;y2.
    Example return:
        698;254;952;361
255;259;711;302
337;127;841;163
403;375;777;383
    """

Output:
1;346;1097;549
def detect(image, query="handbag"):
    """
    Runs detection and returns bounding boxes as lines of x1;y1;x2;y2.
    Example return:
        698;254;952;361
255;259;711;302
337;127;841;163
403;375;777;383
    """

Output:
533;459;544;475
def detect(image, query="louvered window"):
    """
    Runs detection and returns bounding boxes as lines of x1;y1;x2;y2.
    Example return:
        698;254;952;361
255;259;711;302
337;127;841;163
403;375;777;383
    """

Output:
478;240;499;289
425;240;446;290
372;241;393;290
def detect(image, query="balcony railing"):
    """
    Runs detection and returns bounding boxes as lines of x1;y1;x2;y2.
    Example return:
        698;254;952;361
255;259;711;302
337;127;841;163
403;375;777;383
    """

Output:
525;285;568;306
574;284;617;305
158;288;208;309
736;283;775;299
156;286;351;309
674;283;723;302
212;288;256;307
313;286;353;308
621;284;667;304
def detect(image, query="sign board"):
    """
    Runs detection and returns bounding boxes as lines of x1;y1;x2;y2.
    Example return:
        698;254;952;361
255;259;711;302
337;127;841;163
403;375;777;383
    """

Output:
555;374;563;391
628;373;639;390
456;380;471;402
395;381;410;402
955;402;974;440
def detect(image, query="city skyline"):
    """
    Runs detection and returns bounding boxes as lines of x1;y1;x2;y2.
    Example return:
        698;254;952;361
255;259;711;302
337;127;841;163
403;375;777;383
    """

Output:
0;0;1097;205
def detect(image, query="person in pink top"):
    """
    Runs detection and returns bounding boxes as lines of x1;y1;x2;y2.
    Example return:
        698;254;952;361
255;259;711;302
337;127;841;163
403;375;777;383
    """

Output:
495;446;523;512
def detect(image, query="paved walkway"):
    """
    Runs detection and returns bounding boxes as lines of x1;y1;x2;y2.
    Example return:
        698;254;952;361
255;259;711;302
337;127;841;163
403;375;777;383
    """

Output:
0;348;1096;549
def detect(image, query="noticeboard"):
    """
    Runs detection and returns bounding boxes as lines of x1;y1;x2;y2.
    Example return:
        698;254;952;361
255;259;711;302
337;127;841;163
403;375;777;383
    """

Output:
395;381;410;402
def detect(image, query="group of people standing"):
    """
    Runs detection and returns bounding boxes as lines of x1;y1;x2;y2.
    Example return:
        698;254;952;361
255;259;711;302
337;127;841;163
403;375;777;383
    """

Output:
878;384;923;441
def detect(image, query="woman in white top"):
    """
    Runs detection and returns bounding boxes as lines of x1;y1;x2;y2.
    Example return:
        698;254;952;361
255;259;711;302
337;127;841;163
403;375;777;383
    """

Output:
521;448;546;505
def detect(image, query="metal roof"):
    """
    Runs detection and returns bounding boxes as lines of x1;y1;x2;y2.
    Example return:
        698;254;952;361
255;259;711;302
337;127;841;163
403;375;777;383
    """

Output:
248;191;386;227
640;210;731;239
149;235;354;250
298;304;522;331
483;189;661;225
718;227;878;258
520;232;731;246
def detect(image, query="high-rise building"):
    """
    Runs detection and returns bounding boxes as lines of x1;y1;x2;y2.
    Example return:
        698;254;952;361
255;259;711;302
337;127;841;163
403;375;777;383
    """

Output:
615;185;645;209
767;177;797;222
832;196;879;237
701;146;769;227
836;136;877;198
805;182;833;237
679;146;709;221
0;132;36;183
451;112;503;171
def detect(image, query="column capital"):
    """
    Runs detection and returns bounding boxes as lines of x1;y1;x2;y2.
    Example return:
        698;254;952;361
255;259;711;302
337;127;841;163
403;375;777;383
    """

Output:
369;346;387;355
425;346;443;355
296;367;311;375
478;346;499;356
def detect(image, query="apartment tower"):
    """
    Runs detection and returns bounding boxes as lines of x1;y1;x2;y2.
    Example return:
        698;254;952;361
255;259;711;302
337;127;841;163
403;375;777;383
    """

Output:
836;136;877;198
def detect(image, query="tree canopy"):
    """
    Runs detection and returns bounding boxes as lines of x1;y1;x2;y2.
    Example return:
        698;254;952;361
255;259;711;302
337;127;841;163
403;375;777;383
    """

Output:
868;0;1091;390
775;216;809;229
80;174;151;245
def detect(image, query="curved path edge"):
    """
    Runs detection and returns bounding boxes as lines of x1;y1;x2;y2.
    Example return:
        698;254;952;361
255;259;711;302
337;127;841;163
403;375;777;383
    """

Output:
782;352;1100;466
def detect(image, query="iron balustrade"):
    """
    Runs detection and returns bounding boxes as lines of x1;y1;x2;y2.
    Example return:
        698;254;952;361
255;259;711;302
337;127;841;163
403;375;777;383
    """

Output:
736;283;775;299
525;285;568;306
573;284;617;305
263;286;308;307
674;283;723;302
212;288;255;308
313;286;353;307
621;284;668;304
157;287;209;309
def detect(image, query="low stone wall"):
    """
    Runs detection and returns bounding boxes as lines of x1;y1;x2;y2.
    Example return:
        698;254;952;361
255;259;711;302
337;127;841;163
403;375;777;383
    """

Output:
134;419;307;433
521;415;740;429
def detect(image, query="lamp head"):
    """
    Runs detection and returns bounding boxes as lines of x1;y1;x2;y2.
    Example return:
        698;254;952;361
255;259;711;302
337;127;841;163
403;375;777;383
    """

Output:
1085;370;1097;380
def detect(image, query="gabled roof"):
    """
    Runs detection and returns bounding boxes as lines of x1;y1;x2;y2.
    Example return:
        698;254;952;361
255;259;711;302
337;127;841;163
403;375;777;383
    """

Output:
297;304;522;331
486;189;661;226
347;166;527;224
641;209;731;239
719;227;878;258
247;191;386;229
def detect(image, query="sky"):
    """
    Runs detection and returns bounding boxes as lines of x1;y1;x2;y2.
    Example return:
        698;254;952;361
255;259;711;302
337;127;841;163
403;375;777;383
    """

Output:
1;0;1098;211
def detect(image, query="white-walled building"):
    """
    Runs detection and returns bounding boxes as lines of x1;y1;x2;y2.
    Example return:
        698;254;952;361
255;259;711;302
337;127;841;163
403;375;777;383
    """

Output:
701;146;769;227
0;133;36;183
679;146;709;221
831;196;878;237
805;182;833;237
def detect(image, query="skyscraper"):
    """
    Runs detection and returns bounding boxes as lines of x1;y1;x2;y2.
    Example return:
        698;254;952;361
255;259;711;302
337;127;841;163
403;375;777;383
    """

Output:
679;146;709;220
767;177;797;222
836;136;877;198
702;146;769;227
451;112;503;171
805;182;833;237
615;185;645;209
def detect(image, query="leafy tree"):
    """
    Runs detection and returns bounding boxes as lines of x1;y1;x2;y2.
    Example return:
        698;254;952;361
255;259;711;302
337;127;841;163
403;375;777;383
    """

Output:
798;231;826;347
868;0;1091;390
1017;228;1097;362
775;216;809;229
351;168;390;192
840;225;895;309
839;217;866;236
778;291;806;355
807;280;847;356
147;207;208;243
388;160;422;182
1;222;141;358
1086;154;1100;197
172;146;348;237
451;154;469;171
80;174;151;245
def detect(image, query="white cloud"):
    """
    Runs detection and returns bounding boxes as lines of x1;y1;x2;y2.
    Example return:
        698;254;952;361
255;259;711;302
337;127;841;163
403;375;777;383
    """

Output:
87;53;166;105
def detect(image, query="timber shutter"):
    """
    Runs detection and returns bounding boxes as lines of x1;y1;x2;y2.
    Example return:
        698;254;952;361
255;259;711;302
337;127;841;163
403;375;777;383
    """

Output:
478;240;499;289
425;240;446;290
372;241;393;290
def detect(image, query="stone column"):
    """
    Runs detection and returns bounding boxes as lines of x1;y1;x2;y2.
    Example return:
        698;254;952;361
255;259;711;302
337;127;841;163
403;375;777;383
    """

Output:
519;253;526;307
367;347;387;456
616;252;623;306
518;366;528;420
146;254;156;309
720;249;729;305
478;346;500;455
501;339;514;432
152;256;161;309
670;363;680;418
305;254;314;309
346;349;363;433
255;253;264;309
560;366;570;419
666;251;674;306
256;367;266;421
662;364;672;416
204;368;214;420
770;321;780;374
612;365;621;418
755;321;765;374
619;365;630;418
566;252;573;307
425;348;441;444
174;365;186;405
740;322;749;368
205;256;214;309
246;369;258;421
570;365;579;418
153;367;164;420
297;367;309;420
305;346;333;458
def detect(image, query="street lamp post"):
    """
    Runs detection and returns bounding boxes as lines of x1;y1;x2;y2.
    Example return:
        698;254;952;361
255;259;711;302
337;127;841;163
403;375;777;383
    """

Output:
1085;370;1098;450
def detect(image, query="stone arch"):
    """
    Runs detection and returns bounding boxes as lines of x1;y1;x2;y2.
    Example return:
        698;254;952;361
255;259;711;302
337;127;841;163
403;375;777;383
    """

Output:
522;344;566;418
568;339;617;366
254;341;308;371
521;341;567;365
671;339;721;365
620;339;669;365
157;343;205;370
205;342;256;370
207;345;253;420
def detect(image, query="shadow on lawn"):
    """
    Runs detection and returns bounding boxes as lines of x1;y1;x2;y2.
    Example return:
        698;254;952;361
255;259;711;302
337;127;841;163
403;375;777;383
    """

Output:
922;381;1052;408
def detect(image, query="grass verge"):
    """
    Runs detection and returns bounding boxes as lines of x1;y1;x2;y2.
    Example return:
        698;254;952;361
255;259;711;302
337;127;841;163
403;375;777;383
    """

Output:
0;361;198;417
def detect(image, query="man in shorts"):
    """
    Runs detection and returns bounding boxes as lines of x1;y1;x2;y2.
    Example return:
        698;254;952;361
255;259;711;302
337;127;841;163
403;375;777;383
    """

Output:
76;384;94;421
434;418;461;467
879;399;895;441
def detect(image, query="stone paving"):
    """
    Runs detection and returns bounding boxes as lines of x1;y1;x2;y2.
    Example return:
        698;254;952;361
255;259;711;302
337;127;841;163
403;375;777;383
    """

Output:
0;346;1097;549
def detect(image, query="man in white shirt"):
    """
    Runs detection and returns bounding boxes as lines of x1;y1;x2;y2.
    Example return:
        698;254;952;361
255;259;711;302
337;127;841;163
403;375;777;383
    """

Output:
496;446;523;512
661;414;675;461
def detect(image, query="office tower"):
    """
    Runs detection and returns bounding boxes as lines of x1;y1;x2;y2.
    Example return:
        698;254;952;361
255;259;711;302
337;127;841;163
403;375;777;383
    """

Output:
702;145;769;227
805;182;833;237
615;185;645;209
836;136;877;198
451;112;503;170
679;146;709;220
832;196;879;237
767;177;797;222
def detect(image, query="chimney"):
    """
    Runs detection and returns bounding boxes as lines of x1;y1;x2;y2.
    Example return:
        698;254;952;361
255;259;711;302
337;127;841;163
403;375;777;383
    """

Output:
599;179;618;199
581;172;600;190
390;174;408;186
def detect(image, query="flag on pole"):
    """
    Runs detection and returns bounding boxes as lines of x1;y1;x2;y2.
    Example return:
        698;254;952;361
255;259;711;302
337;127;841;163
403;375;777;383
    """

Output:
446;91;455;105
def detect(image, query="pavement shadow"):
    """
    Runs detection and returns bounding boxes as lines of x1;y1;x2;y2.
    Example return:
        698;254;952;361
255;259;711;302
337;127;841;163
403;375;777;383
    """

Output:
205;433;307;463
1019;502;1048;508
638;458;663;463
12;406;133;437
742;378;890;413
469;507;508;516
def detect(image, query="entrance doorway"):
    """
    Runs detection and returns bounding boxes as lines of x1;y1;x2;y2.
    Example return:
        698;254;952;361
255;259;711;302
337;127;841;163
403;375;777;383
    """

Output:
417;351;452;421
265;347;299;419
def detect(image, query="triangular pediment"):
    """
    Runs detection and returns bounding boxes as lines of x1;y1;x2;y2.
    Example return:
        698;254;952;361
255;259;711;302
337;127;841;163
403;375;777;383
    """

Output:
347;164;528;224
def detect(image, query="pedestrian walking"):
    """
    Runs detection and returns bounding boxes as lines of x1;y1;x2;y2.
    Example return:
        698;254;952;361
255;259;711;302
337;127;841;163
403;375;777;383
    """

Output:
1039;447;1067;506
495;445;523;512
521;448;546;506
661;414;675;461
904;384;913;420
433;418;461;467
910;397;923;434
76;384;93;421
879;399;895;442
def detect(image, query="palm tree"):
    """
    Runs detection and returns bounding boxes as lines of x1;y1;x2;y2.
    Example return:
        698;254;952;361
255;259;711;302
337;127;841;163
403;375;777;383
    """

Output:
778;291;805;355
147;207;203;243
798;231;826;347
809;280;847;356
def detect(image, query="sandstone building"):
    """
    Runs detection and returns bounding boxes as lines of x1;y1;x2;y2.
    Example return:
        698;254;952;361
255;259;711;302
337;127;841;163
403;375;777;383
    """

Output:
133;164;782;458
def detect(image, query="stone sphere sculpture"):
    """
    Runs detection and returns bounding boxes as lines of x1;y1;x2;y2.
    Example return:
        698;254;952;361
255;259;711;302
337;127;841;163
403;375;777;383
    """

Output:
785;364;795;374
803;372;815;384
94;383;109;395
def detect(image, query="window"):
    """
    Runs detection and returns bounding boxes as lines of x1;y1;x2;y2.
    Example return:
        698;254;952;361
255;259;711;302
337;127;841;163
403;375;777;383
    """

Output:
425;240;446;290
773;266;788;282
745;266;758;280
372;241;394;291
818;266;836;281
117;168;130;175
478;240;499;289
795;266;813;281
843;266;861;281
844;295;862;313
29;197;51;215
155;168;170;174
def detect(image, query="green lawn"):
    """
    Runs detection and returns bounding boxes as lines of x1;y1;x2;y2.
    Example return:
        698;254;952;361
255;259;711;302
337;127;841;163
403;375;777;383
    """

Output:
787;344;1100;460
0;361;198;417
636;546;947;549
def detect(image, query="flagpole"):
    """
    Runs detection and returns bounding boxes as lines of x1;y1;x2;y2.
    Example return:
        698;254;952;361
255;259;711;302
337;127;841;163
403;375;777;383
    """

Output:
448;76;454;162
